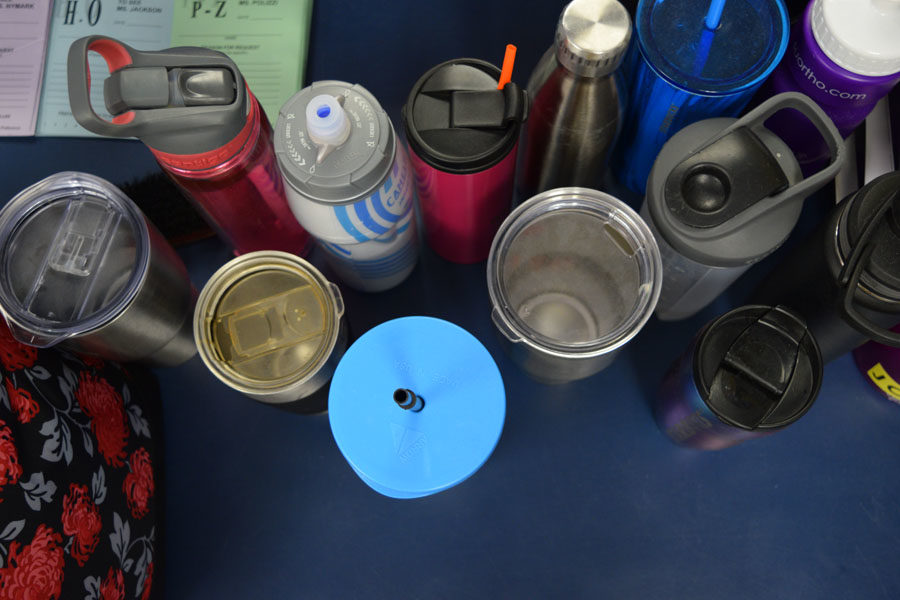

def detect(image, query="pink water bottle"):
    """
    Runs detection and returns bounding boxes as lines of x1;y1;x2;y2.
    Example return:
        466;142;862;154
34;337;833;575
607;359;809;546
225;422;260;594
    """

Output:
403;52;528;263
67;36;312;257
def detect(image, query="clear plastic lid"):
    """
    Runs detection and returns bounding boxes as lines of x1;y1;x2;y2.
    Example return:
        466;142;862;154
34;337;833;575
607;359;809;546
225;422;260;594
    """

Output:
487;187;662;357
0;172;149;347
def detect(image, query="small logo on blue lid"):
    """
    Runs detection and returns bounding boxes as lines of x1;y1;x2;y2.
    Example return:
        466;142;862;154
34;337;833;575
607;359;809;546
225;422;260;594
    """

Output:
391;423;426;463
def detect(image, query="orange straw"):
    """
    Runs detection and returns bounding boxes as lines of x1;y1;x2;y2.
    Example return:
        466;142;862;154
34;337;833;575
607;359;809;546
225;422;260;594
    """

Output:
497;44;517;90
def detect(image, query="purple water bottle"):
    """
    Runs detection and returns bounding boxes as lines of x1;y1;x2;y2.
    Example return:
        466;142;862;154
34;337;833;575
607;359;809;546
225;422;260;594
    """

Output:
758;0;900;170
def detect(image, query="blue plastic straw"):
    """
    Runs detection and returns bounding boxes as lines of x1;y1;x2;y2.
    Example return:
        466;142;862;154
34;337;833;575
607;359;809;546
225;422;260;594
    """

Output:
693;0;727;76
705;0;727;29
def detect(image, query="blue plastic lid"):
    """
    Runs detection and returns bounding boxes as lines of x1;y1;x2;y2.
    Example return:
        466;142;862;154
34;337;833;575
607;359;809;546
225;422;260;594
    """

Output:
328;317;505;499
636;0;788;94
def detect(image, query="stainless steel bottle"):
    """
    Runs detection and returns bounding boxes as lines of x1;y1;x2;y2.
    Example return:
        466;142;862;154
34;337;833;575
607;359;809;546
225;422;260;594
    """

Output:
516;0;631;203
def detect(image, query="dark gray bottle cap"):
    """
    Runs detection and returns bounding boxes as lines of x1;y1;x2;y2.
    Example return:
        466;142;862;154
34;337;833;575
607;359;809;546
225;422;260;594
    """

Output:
67;36;249;155
274;81;395;205
695;305;823;431
645;93;843;267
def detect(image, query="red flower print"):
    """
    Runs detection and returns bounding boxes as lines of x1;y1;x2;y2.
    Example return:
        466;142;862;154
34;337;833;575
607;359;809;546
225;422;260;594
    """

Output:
61;483;102;566
76;371;129;467
123;447;154;519
0;524;65;600
140;562;154;600
79;353;106;371
0;322;37;371
0;419;22;501
5;378;38;424
99;566;125;600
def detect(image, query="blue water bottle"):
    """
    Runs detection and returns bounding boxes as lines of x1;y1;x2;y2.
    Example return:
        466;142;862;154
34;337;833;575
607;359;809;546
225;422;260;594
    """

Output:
613;0;789;194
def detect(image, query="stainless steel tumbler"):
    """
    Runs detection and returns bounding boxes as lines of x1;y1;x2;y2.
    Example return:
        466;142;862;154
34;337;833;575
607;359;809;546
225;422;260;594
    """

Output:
487;187;662;383
0;172;196;366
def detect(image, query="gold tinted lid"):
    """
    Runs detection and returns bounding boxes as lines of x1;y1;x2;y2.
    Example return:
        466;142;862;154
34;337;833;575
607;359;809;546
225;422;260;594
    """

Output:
197;252;339;391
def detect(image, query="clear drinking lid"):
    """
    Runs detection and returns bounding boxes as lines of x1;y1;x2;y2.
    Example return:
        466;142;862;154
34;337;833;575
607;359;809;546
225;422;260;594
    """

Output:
0;172;149;347
487;187;662;356
195;252;343;393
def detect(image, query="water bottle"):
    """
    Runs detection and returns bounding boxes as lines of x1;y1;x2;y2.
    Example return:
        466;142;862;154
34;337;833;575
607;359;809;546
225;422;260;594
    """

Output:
274;82;418;293
757;0;900;171
752;170;900;362
67;36;312;257
642;93;843;321
516;0;631;202
656;305;823;450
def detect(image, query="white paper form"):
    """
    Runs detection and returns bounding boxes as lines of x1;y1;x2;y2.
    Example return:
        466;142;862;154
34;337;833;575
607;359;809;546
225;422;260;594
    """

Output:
0;1;53;136
35;0;174;136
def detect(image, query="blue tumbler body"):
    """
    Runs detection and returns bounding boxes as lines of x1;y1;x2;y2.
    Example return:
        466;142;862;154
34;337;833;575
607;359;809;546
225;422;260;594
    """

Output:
613;0;789;194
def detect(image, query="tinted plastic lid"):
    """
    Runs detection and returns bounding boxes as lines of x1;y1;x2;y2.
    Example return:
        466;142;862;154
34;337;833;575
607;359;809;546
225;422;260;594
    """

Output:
404;59;527;174
0;172;149;347
275;81;395;204
328;317;505;499
636;0;788;94
195;251;342;393
812;0;900;77
695;305;823;430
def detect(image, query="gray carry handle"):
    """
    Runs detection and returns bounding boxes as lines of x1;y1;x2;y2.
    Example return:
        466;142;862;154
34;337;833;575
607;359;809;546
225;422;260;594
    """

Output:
67;35;247;149
714;92;845;218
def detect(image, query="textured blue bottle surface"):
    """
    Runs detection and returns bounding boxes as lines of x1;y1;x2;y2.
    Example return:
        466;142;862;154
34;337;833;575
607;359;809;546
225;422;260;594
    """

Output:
613;0;788;193
328;316;506;499
654;338;768;450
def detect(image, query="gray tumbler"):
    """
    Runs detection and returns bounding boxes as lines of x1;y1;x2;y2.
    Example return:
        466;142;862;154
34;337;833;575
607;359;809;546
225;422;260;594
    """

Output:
0;172;196;366
641;93;844;321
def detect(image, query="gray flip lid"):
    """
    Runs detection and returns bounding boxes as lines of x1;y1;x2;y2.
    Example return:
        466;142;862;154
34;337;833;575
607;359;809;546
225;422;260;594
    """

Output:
274;81;395;205
67;36;249;155
646;93;844;267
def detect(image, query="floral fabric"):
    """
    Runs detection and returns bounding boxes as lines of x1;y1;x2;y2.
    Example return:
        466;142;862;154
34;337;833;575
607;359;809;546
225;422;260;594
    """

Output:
0;321;161;600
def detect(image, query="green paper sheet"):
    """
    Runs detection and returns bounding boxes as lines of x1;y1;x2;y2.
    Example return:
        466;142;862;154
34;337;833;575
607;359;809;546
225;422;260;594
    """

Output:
170;0;313;124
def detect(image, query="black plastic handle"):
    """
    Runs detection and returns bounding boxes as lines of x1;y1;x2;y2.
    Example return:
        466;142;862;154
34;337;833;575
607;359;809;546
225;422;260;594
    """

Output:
713;92;845;224
837;187;900;347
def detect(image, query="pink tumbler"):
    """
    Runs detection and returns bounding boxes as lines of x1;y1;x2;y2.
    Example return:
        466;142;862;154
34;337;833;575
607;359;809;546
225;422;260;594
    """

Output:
404;58;527;263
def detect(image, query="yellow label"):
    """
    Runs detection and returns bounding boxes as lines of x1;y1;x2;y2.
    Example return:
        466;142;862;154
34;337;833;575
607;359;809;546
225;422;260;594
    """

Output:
866;363;900;403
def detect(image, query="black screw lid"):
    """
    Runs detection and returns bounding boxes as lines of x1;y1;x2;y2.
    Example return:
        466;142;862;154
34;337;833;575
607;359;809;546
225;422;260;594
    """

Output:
403;59;527;174
694;305;823;431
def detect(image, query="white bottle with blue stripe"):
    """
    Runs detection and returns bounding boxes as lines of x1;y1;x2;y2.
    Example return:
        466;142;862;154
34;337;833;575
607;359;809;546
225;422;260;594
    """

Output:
275;81;418;292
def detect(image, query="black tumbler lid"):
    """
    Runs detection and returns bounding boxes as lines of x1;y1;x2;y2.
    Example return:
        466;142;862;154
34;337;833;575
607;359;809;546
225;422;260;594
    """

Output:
694;305;823;431
842;171;900;296
403;59;527;174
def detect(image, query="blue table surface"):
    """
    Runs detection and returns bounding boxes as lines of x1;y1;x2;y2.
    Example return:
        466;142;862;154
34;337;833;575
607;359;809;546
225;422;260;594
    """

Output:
1;2;898;598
